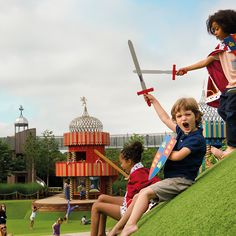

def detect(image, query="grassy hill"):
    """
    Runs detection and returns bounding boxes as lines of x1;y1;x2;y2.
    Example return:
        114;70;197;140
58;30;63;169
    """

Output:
134;152;236;236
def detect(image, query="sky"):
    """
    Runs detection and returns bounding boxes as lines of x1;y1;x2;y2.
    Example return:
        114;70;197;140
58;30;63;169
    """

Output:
0;0;235;137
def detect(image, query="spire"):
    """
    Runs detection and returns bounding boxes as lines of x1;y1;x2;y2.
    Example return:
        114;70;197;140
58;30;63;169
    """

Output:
199;89;206;104
69;97;103;132
15;105;29;132
19;105;24;117
81;96;89;117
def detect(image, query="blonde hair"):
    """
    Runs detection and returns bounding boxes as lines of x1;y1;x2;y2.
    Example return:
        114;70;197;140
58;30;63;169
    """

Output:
171;97;203;127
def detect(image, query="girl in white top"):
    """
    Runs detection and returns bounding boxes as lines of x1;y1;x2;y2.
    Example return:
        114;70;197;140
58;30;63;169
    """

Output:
30;205;38;229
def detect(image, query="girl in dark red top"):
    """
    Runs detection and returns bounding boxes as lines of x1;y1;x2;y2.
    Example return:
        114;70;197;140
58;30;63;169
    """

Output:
90;141;160;236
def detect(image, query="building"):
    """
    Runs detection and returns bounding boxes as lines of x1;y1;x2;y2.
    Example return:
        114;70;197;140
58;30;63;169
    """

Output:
6;105;37;184
55;97;119;200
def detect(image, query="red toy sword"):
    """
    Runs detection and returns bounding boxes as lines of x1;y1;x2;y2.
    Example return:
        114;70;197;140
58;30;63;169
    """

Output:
128;40;154;106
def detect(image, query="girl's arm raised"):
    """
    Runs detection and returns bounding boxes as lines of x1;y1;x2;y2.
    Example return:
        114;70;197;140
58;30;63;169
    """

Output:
176;55;216;75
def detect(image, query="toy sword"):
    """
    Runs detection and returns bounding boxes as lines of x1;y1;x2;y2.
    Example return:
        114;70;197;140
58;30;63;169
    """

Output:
94;149;129;178
128;40;154;106
133;64;177;80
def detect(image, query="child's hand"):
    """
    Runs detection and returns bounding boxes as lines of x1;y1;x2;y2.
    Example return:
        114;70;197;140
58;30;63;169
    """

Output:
176;68;188;76
144;94;157;104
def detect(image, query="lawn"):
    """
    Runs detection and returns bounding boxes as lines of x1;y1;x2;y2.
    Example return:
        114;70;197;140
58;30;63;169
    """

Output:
4;153;236;235
3;199;116;236
134;152;236;235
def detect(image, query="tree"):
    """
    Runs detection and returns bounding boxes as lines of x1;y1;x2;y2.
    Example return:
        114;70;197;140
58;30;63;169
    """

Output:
24;132;40;182
13;154;26;171
123;134;144;147
24;130;66;186
0;140;14;182
36;130;66;186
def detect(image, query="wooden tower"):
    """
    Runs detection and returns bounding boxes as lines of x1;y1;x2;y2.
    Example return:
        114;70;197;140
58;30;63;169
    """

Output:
56;97;118;200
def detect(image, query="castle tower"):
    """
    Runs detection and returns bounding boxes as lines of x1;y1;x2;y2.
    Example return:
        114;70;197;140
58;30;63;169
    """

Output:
199;90;226;170
198;90;226;146
14;105;29;134
56;97;118;200
8;105;36;183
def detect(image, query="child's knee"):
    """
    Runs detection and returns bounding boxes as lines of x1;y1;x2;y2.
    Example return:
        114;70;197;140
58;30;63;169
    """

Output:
97;194;107;202
91;201;99;212
139;187;154;199
133;193;139;201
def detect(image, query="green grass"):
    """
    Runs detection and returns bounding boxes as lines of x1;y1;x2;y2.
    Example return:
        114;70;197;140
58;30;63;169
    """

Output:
4;153;236;235
134;152;236;236
3;200;116;236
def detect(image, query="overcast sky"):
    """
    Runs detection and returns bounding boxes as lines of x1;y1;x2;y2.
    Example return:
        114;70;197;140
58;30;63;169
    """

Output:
0;0;234;137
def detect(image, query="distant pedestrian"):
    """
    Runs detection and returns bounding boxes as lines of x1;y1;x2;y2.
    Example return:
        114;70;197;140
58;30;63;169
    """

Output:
64;201;79;223
64;179;70;201
81;215;91;225
0;204;6;225
52;217;63;236
30;204;39;229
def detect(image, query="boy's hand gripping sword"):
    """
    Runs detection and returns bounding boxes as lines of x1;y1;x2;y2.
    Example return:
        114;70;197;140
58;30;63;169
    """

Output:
128;40;154;107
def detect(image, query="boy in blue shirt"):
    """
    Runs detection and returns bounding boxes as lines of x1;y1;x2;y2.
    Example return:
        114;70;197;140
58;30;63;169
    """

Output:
109;94;206;236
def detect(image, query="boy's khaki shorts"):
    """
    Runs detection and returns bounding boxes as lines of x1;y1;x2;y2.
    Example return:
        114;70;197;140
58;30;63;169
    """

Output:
150;177;194;202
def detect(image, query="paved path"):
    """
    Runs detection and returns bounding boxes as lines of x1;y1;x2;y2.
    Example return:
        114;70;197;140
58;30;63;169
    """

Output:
62;233;90;236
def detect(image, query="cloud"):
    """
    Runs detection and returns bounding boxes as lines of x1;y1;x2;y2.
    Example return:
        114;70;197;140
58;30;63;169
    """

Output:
0;0;234;137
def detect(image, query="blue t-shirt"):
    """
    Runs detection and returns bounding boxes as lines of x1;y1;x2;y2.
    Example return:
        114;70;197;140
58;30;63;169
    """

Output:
164;126;206;181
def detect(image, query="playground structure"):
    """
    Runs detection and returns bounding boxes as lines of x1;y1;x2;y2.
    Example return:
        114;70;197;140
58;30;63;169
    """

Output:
55;97;119;201
198;90;226;170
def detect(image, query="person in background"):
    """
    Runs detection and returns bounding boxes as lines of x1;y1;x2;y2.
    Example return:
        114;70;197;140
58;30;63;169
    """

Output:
52;217;63;236
64;179;70;201
0;204;6;225
30;204;39;229
81;215;91;225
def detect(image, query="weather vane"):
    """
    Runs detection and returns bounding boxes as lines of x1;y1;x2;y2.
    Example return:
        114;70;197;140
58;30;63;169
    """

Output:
80;96;87;107
19;105;24;116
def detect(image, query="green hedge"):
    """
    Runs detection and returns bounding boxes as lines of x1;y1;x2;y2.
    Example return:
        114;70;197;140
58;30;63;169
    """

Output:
0;183;45;194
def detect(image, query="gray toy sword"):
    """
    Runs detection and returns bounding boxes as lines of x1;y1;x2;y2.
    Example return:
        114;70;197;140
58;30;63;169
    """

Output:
133;65;177;80
128;40;154;107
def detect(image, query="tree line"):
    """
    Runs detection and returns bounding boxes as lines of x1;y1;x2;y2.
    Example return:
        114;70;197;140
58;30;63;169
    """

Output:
0;130;66;185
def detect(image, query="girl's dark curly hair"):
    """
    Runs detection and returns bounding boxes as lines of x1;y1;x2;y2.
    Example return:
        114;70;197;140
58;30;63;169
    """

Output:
206;9;236;35
121;141;144;163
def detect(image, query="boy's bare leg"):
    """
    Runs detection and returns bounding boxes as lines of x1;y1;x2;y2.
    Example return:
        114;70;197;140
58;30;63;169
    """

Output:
120;187;156;236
